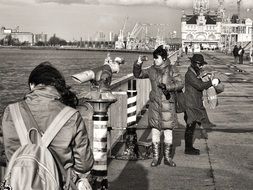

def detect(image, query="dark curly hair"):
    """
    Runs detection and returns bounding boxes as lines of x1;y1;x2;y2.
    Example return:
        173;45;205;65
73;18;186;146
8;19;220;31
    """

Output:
28;61;78;108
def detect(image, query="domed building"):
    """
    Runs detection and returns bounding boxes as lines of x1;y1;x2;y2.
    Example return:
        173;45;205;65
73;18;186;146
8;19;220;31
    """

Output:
181;0;253;54
181;0;222;52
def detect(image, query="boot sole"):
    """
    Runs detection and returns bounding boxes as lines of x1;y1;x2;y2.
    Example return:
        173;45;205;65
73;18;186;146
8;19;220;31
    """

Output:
184;152;200;155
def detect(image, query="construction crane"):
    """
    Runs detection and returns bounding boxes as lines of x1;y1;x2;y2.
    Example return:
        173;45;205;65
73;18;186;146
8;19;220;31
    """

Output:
126;22;152;50
154;24;170;49
115;17;128;49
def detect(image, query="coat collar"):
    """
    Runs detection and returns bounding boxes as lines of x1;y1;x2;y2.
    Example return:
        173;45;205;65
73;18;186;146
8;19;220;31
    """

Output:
188;66;203;79
25;85;61;100
188;66;197;76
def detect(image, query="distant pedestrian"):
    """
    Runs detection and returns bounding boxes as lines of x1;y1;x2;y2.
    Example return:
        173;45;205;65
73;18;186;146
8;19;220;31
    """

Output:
184;54;219;155
232;45;239;64
238;46;244;64
133;45;184;167
192;46;195;55
185;46;188;55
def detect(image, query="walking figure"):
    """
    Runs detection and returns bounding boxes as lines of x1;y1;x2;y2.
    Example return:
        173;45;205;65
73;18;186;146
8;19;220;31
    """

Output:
238;46;244;64
185;46;188;55
232;45;239;64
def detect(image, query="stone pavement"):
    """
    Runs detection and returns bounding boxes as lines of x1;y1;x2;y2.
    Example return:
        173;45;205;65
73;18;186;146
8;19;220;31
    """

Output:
108;51;253;190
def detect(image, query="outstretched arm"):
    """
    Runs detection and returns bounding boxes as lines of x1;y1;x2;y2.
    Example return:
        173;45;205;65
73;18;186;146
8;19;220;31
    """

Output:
133;60;149;79
186;70;212;91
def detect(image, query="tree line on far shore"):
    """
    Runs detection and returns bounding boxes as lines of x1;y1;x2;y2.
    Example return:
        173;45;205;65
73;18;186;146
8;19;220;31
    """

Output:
0;34;80;47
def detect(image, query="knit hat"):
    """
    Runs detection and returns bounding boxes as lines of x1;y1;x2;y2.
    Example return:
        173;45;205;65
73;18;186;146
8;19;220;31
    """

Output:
28;61;65;86
153;45;168;60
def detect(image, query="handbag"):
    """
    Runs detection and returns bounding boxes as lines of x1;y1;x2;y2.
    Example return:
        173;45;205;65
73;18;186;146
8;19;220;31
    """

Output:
175;90;186;113
214;82;225;94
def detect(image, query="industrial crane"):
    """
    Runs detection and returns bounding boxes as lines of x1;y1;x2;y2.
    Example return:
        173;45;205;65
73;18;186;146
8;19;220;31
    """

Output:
115;17;128;49
126;22;149;50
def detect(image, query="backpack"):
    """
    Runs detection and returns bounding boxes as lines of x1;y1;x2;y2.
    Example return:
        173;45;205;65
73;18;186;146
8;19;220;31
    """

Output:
1;102;78;190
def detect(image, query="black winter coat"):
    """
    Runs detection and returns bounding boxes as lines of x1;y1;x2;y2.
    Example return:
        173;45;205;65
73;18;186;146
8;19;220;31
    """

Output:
184;66;212;124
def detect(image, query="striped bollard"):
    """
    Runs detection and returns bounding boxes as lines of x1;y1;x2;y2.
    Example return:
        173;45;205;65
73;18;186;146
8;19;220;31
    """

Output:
116;79;139;160
127;79;137;128
87;98;117;190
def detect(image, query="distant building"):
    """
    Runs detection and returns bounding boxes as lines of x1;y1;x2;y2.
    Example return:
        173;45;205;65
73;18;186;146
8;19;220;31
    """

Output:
220;18;252;52
181;0;221;52
181;0;253;53
34;33;47;44
11;32;33;44
95;31;106;41
109;32;114;41
0;26;34;45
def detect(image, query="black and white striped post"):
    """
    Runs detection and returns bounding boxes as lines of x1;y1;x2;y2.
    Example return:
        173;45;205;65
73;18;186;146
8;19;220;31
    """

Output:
116;79;139;160
127;79;137;128
88;98;116;190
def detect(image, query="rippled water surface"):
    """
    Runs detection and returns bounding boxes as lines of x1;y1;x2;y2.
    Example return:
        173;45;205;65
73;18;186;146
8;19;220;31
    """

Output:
0;48;153;117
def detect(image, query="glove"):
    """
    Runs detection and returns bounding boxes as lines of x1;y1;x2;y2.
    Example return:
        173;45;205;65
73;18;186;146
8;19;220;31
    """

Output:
77;178;92;190
157;83;171;100
212;78;220;86
114;57;125;65
137;55;143;65
157;83;166;90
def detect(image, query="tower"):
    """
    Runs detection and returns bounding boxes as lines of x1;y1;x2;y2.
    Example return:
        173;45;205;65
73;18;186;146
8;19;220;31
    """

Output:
237;0;242;19
217;0;225;21
193;0;209;14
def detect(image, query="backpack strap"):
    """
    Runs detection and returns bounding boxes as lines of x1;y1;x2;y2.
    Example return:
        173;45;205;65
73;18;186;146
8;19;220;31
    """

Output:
42;107;78;148
9;103;29;146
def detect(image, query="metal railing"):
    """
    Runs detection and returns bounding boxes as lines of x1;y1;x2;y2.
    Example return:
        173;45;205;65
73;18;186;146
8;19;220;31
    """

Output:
77;50;179;151
0;50;179;180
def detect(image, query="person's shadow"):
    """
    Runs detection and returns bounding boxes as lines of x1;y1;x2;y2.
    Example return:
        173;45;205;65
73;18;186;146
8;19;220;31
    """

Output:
109;162;149;190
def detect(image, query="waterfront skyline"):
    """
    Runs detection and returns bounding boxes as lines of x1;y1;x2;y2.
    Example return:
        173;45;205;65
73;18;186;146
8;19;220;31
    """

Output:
1;0;253;41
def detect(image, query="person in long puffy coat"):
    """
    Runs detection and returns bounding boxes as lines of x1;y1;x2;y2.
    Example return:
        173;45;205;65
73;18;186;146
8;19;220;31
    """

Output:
2;62;94;189
133;45;184;167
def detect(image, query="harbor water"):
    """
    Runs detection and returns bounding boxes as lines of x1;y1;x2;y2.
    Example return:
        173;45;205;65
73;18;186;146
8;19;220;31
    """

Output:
0;48;153;118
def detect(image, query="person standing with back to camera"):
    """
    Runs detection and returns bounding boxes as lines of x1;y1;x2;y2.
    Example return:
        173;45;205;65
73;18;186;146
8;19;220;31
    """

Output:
184;54;219;155
133;45;184;167
2;62;94;189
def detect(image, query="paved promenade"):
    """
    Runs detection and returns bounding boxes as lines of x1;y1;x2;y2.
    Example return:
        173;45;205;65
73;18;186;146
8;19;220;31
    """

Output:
108;51;253;190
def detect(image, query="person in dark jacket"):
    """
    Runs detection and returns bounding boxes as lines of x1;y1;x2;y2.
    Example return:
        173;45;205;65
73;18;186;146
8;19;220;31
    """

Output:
133;45;184;167
238;46;245;64
185;46;188;55
2;62;94;189
184;54;217;155
232;45;239;64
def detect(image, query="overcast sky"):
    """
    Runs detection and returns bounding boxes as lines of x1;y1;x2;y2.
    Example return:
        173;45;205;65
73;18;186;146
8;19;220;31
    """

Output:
0;0;253;41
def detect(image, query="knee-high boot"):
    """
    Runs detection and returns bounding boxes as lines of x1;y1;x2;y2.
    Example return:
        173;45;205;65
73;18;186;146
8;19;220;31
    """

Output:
151;142;161;167
184;123;200;155
164;143;176;167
